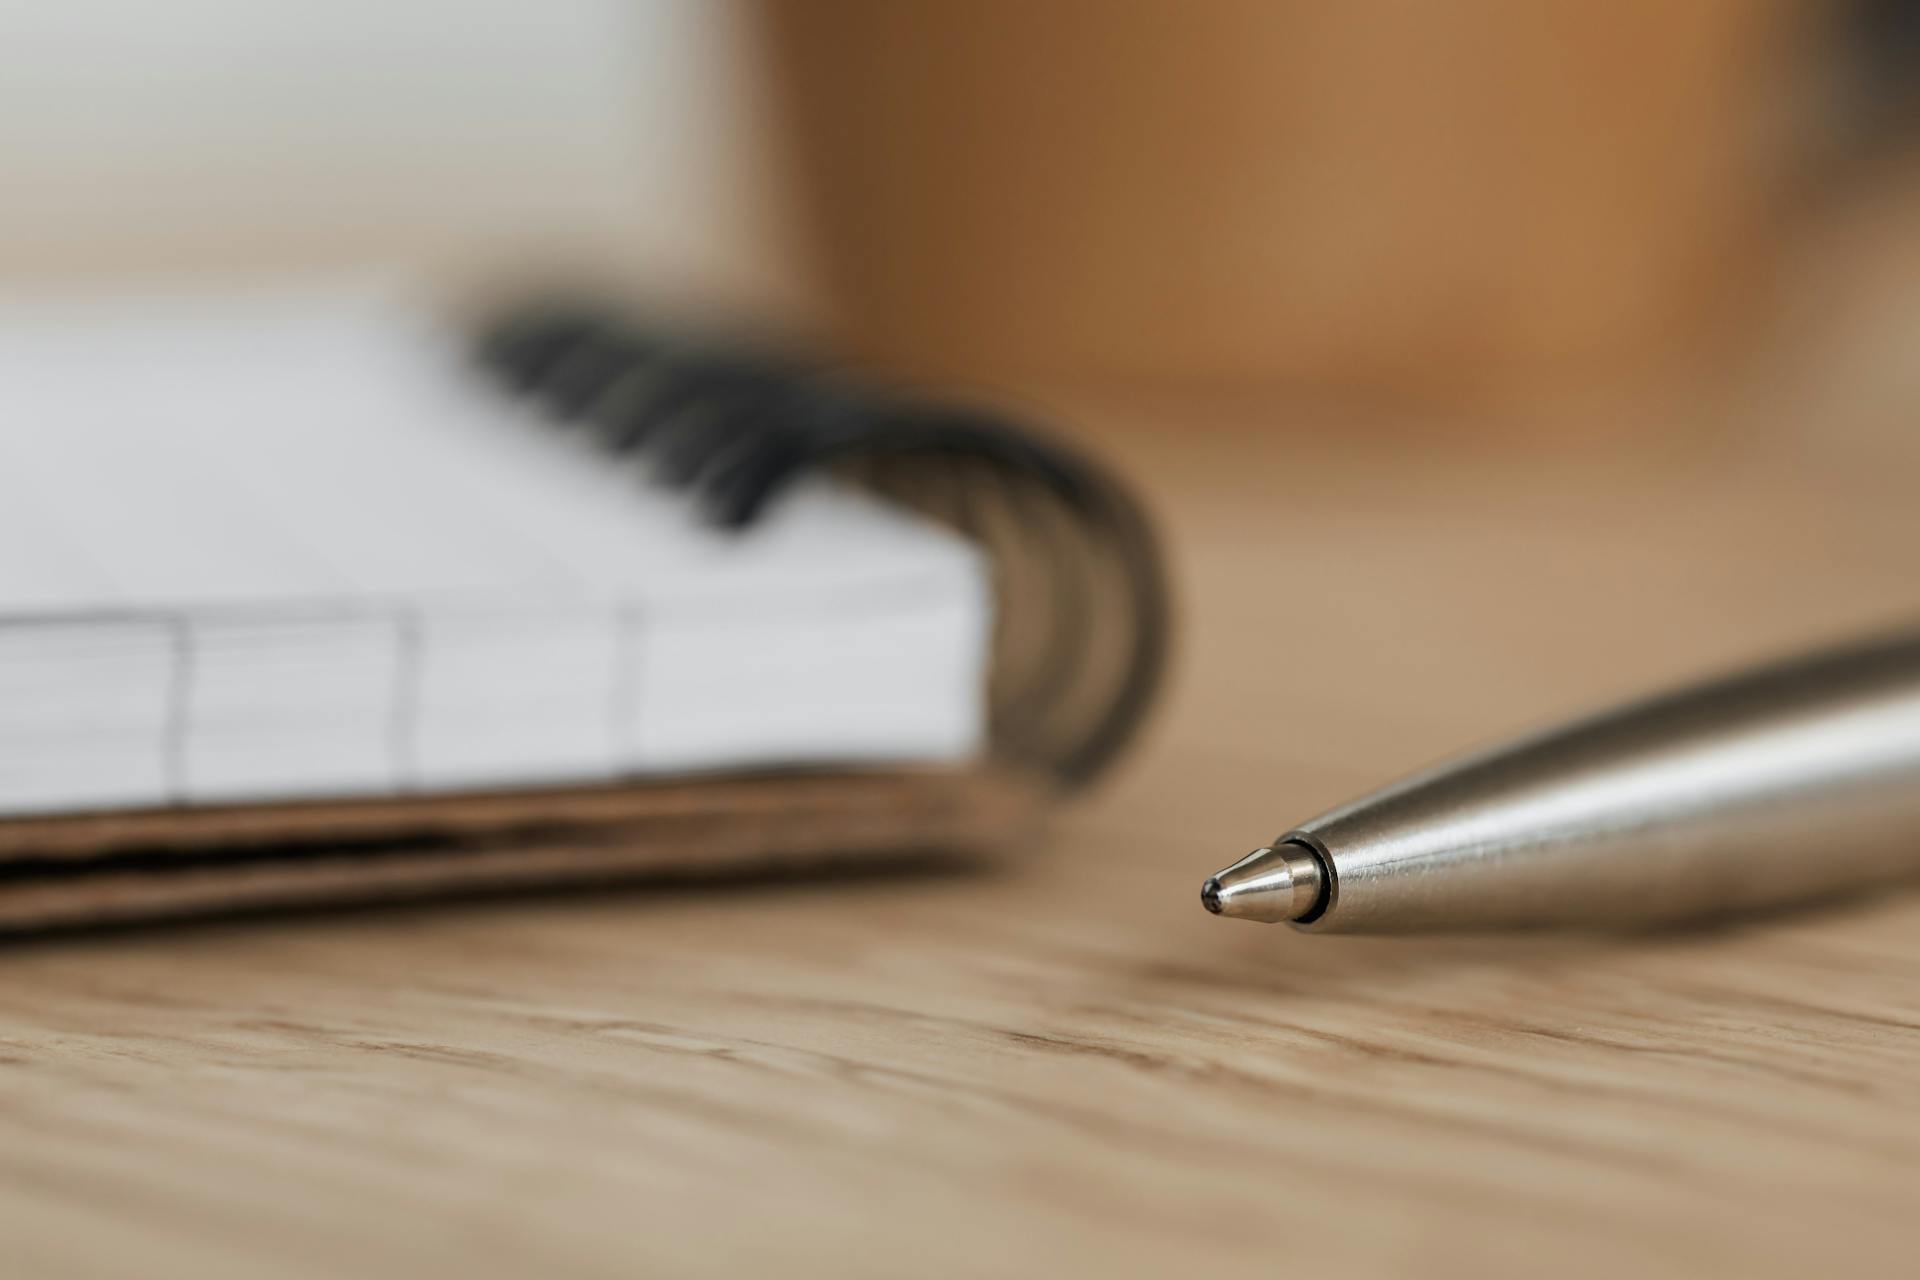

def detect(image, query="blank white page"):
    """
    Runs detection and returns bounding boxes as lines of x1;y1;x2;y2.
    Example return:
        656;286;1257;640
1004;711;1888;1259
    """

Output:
0;284;989;810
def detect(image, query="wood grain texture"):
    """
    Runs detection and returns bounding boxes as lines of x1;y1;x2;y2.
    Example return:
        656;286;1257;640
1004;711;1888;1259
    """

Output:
6;401;1920;1279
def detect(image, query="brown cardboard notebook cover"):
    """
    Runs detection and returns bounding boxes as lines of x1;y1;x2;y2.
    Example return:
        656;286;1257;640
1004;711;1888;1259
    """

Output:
0;768;1045;932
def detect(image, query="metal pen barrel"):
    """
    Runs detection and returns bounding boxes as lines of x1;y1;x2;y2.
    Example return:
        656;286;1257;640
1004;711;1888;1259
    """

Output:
1205;629;1920;932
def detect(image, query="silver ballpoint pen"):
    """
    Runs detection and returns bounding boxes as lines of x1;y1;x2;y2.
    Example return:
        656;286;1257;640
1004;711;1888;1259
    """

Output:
1201;628;1920;932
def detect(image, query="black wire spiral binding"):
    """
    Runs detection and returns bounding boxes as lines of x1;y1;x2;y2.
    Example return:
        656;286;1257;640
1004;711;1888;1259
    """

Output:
475;302;1170;791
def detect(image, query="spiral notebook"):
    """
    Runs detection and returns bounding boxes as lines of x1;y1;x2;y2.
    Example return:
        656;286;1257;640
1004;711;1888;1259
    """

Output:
0;286;1165;929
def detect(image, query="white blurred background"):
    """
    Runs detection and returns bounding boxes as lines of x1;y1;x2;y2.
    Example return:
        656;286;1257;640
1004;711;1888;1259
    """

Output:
0;0;1915;423
0;1;809;318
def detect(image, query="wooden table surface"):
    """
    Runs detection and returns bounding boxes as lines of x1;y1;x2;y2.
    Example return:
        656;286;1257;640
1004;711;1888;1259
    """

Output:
6;399;1920;1279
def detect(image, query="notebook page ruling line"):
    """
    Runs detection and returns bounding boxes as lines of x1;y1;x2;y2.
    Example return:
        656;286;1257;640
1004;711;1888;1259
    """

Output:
361;303;997;783
164;302;628;796
382;307;996;776
0;331;181;810
2;290;632;802
0;617;177;812
0;283;998;808
0;303;432;805
178;610;407;803
624;581;990;773
405;604;626;789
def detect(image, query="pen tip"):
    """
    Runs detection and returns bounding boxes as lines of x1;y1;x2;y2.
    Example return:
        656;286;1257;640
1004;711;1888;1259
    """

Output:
1200;844;1326;924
